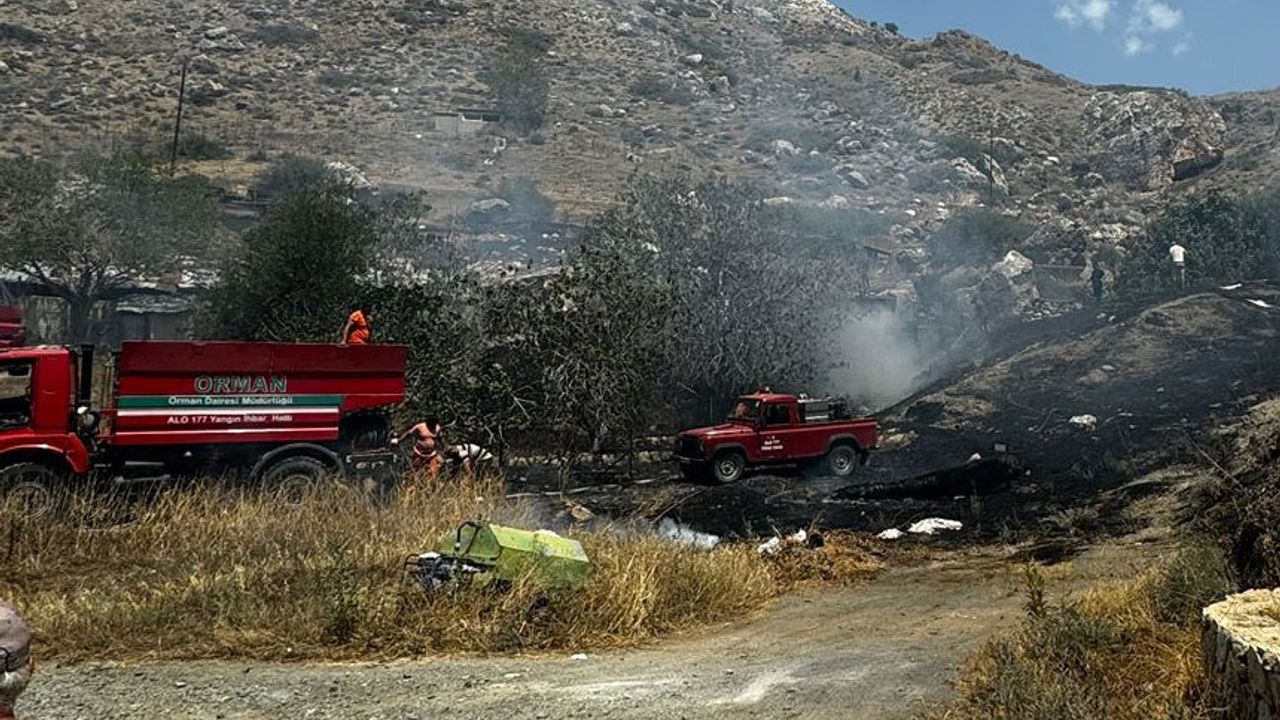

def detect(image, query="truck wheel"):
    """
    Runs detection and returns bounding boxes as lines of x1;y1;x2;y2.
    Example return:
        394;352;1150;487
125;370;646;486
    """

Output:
825;445;858;478
263;456;331;503
711;451;745;484
1;462;63;520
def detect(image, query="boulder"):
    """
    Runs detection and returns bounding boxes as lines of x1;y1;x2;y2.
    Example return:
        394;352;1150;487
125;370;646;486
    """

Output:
469;198;511;218
326;161;375;192
771;139;800;157
834;164;869;189
680;53;704;66
709;75;732;95
1083;91;1226;191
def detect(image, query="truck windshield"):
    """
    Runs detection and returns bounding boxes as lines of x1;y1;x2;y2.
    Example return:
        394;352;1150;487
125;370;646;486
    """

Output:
727;398;761;423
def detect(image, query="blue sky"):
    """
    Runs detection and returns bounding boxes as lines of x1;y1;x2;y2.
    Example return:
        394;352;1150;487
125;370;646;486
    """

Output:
837;0;1280;95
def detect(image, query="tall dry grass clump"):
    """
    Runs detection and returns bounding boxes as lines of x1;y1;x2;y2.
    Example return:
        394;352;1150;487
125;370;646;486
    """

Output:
1;477;878;662
924;546;1231;720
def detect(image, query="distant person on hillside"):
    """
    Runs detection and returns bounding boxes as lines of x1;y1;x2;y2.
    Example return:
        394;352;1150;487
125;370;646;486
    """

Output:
341;306;373;345
1169;243;1187;289
1090;263;1106;304
0;602;32;720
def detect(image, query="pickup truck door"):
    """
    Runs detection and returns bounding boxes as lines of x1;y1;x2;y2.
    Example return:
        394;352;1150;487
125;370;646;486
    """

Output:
754;402;794;463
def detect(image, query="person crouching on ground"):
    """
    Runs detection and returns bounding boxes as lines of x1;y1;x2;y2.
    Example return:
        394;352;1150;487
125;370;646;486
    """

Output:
0;602;32;720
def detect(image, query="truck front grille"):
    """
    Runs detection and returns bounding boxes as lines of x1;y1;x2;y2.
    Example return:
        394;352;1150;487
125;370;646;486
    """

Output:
677;436;703;459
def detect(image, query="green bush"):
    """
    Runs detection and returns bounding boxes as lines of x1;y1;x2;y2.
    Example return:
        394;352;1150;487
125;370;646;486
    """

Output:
481;33;551;134
927;208;1032;267
1118;188;1279;294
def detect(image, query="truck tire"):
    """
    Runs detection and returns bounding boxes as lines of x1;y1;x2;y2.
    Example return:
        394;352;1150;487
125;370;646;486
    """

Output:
263;456;331;503
0;462;63;520
711;451;745;484
824;444;858;478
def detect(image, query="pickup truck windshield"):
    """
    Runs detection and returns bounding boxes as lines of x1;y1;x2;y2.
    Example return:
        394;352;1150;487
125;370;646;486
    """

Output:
727;398;761;422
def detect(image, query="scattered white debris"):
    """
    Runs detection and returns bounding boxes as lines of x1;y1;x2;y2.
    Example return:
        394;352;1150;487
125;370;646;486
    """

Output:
788;529;808;544
1221;283;1243;291
570;653;589;661
876;528;905;541
967;452;983;464
1247;299;1274;309
657;518;720;550
907;518;963;535
1069;414;1098;431
756;536;782;555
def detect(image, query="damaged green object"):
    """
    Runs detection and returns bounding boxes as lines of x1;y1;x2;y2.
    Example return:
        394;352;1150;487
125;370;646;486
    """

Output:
408;522;593;591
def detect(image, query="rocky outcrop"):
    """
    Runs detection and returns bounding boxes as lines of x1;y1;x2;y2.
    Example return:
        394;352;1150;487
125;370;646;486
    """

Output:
1202;589;1280;720
1084;91;1226;191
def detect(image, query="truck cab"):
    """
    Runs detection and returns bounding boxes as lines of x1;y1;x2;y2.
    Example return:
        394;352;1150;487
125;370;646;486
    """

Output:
674;393;878;484
0;341;407;518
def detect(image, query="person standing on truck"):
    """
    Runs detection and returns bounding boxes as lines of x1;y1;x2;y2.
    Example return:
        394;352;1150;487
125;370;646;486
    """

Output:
0;602;32;720
341;307;373;345
1169;243;1187;289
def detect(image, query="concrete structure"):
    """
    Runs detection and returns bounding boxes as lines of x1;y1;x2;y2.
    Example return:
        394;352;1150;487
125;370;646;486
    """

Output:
432;108;501;137
1202;589;1280;720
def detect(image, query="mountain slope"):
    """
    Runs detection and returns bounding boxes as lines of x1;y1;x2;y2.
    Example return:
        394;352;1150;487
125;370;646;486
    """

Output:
2;0;1277;253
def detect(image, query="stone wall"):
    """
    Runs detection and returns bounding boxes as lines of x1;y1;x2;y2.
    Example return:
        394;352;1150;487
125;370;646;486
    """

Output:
1202;589;1280;720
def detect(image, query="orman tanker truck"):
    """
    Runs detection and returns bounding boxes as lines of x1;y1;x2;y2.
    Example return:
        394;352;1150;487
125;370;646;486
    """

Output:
0;341;407;517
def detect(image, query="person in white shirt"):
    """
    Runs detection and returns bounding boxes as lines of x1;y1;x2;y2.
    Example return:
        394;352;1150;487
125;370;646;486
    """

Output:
1169;243;1187;288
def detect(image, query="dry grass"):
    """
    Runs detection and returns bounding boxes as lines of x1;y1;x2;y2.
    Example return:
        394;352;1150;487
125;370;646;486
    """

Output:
0;476;879;663
925;546;1231;720
1264;599;1280;624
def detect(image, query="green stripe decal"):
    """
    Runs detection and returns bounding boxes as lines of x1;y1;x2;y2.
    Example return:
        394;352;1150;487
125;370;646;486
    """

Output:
117;395;343;409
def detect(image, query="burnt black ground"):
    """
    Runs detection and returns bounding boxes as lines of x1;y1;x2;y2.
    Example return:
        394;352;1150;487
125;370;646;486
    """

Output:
513;284;1280;544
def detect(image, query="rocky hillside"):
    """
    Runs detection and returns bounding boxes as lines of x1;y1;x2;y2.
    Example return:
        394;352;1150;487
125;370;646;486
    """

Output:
2;0;1278;260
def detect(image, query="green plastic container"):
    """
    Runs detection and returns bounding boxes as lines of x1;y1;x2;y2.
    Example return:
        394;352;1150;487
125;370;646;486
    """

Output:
439;522;593;590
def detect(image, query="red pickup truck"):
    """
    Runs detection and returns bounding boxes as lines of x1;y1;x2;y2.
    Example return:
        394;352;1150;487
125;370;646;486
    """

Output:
0;306;24;349
674;393;878;484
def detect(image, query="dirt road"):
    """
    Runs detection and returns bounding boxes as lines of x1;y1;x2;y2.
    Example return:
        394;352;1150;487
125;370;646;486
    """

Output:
21;542;1163;720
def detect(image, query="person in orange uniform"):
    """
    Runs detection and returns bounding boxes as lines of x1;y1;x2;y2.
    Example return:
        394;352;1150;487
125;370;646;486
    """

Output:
398;416;445;483
341;307;372;345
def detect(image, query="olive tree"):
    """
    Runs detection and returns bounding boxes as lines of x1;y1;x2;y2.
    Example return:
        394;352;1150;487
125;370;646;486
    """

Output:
0;155;221;343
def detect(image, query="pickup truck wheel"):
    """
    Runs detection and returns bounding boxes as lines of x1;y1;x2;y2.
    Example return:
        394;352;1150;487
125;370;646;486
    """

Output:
1;462;63;520
711;451;745;484
825;445;858;478
263;456;331;503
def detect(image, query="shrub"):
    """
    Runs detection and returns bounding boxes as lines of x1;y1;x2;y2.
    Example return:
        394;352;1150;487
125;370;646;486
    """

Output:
925;548;1230;720
630;75;695;105
175;132;232;160
0;22;44;44
927;208;1032;267
250;23;320;47
949;69;1009;86
884;22;899;34
1118;188;1278;295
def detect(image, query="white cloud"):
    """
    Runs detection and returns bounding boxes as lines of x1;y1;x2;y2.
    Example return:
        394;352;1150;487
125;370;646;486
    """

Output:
1128;0;1184;34
1123;35;1150;56
1054;0;1113;30
1121;1;1186;57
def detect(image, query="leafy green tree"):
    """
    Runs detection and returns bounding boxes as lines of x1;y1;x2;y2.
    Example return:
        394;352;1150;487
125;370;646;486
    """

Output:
927;208;1033;269
201;179;429;341
0;154;221;343
481;33;551;134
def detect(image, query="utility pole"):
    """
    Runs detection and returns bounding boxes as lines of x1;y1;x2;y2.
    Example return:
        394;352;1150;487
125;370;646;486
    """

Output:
169;58;190;176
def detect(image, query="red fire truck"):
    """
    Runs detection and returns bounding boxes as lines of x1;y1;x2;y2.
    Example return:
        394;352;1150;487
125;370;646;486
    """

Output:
0;341;407;516
674;393;878;484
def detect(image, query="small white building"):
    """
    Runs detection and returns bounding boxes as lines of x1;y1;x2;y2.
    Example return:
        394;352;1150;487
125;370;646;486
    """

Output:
432;108;502;136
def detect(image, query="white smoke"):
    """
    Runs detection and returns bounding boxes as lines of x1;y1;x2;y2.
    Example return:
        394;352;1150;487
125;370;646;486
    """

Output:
823;307;928;411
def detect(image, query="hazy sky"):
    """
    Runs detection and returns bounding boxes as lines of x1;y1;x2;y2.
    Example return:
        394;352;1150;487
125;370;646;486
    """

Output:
837;0;1280;96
